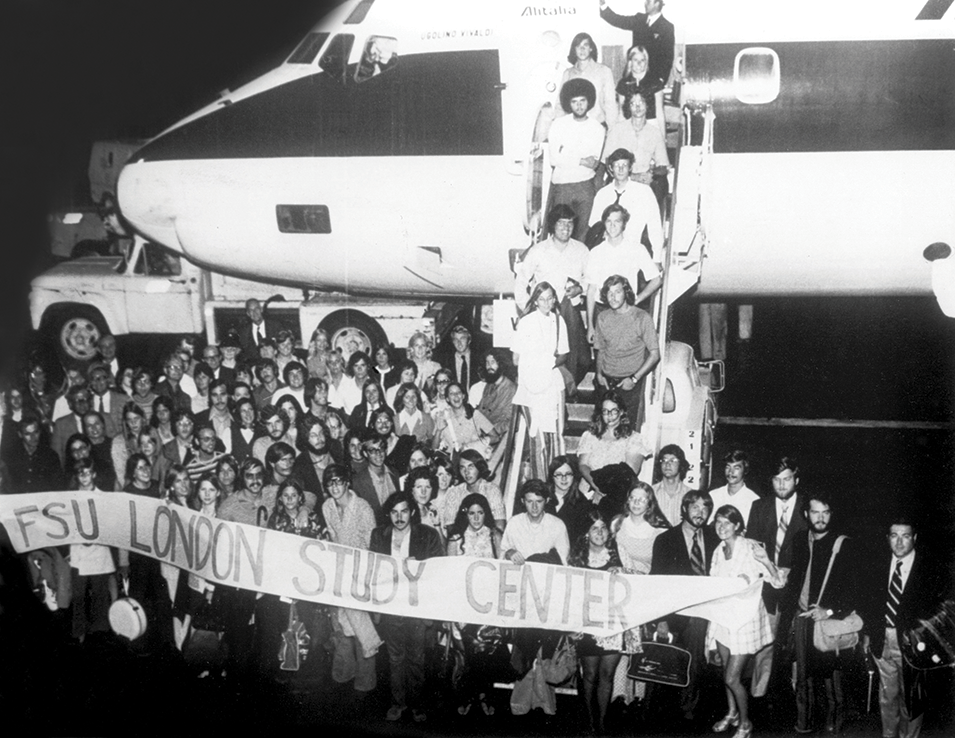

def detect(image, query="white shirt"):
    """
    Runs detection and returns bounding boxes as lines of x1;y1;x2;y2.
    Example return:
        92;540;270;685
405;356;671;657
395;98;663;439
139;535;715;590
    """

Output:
888;550;916;591
774;494;798;529
517;235;590;303
501;513;570;563
708;484;760;527
589;181;664;258
548;114;606;185
585;236;661;300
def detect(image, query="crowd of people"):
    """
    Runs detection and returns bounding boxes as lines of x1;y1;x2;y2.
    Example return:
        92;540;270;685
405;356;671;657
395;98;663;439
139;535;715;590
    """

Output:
2;300;951;736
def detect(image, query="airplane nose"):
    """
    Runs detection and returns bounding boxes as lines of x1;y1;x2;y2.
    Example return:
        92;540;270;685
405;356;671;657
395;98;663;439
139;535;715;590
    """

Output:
117;149;183;252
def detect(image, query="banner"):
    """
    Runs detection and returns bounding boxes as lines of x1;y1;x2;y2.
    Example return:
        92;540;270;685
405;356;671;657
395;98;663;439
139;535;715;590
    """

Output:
0;492;758;636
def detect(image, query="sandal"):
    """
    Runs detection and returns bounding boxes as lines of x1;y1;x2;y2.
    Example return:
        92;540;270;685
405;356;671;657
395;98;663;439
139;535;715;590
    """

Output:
713;712;741;732
457;703;471;716
479;695;494;716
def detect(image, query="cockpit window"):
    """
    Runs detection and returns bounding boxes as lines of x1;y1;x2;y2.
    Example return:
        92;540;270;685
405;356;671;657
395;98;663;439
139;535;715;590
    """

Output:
355;36;397;83
288;32;329;65
320;34;355;82
133;242;181;277
344;0;376;24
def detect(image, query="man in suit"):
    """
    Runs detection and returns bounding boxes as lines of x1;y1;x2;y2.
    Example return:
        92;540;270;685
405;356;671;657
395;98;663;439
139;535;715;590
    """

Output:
238;298;282;360
436;325;479;391
87;363;125;438
781;491;861;734
352;436;399;526
369;490;444;723
747;456;808;698
651;489;719;724
51;385;92;465
599;0;676;88
200;344;235;386
162;410;196;467
861;517;945;738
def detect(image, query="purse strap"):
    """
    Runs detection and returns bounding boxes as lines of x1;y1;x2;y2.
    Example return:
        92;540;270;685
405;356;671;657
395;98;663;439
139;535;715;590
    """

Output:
816;534;846;604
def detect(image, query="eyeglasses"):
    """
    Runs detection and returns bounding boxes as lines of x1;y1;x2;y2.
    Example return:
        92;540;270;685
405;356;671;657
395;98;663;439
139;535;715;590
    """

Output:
553;471;574;479
327;479;348;487
601;407;621;417
367;448;386;456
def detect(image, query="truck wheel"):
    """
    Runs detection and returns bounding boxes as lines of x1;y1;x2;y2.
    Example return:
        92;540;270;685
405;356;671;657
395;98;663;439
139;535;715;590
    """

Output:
43;306;107;364
319;310;388;362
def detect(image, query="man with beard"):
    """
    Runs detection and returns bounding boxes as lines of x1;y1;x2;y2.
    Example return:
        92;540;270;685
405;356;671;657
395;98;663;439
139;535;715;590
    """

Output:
289;416;332;525
747;457;809;699
782;491;861;734
82;411;118;490
515;204;591;386
252;404;291;463
475;348;517;448
651;490;719;725
304;377;330;422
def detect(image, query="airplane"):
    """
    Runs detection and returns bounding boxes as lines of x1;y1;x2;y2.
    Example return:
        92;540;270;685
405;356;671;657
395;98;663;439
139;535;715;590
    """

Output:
116;0;954;309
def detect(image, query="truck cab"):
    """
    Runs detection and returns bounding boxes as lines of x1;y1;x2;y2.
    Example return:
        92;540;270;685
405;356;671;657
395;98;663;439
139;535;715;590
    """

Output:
31;237;207;362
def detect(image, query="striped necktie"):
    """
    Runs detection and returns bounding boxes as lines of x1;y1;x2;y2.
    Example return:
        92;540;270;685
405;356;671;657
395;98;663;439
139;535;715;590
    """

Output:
690;531;705;576
885;559;903;628
775;505;788;561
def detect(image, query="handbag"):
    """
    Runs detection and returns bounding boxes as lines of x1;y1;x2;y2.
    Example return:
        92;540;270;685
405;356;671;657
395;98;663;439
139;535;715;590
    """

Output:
541;635;577;686
814;611;863;653
627;641;692;687
811;535;863;653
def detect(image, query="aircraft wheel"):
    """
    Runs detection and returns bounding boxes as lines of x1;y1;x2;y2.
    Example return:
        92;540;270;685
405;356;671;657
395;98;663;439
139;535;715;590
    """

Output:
320;310;388;363
43;305;107;366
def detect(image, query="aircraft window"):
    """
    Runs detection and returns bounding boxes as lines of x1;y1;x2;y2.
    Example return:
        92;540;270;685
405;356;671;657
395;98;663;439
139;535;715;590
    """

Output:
344;0;376;24
276;205;332;234
288;32;329;64
355;36;397;83
320;34;355;82
734;48;780;105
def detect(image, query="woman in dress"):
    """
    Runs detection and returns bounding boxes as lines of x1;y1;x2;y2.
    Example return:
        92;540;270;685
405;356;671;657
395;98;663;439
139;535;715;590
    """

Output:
446;492;505;716
512;281;569;479
394;382;434;443
707;504;786;738
321;464;382;694
441;449;507;532
561;31;617;127
547;454;595;544
433;381;495;462
373;344;399;390
568;508;624;734
577;390;651;517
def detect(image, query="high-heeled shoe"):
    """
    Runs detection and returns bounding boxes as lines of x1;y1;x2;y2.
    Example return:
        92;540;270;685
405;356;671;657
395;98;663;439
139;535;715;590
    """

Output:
713;712;741;732
732;721;753;738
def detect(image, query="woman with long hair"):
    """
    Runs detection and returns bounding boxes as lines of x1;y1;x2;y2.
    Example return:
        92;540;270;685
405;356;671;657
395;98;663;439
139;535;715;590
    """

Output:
130;368;158;422
306;327;331;380
425;367;453;418
348;377;386;434
546;455;595;543
568;508;624;734
274;393;304;450
430;452;457;535
394;382;434;443
369;406;415;474
432;381;494;462
707;505;785;738
404;466;445;545
511;281;569;481
163;463;193;508
615;45;664;122
407;332;441;391
151;394;175;445
577;390;650;518
215;454;239;500
446;492;506;717
137;426;165;483
112;401;147;489
441;449;506;532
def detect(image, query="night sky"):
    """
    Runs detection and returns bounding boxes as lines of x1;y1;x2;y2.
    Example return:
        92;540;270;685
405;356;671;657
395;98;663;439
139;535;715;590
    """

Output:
0;0;338;371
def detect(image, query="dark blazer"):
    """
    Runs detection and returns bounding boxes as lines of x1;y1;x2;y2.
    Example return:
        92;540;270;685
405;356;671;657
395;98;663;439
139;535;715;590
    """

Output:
553;494;598;545
289;451;327;503
651;523;720;577
51;414;84;466
748;493;809;612
600;7;675;89
238;316;284;360
229;426;257;464
162;438;194;467
352;466;400;526
90;389;128;438
860;550;946;656
369;522;445;561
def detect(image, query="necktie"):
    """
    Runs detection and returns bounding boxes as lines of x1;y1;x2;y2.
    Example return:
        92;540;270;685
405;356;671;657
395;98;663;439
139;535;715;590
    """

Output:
96;394;104;413
690;531;705;576
886;559;903;628
775;505;788;561
460;355;468;388
255;324;263;345
613;189;624;205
